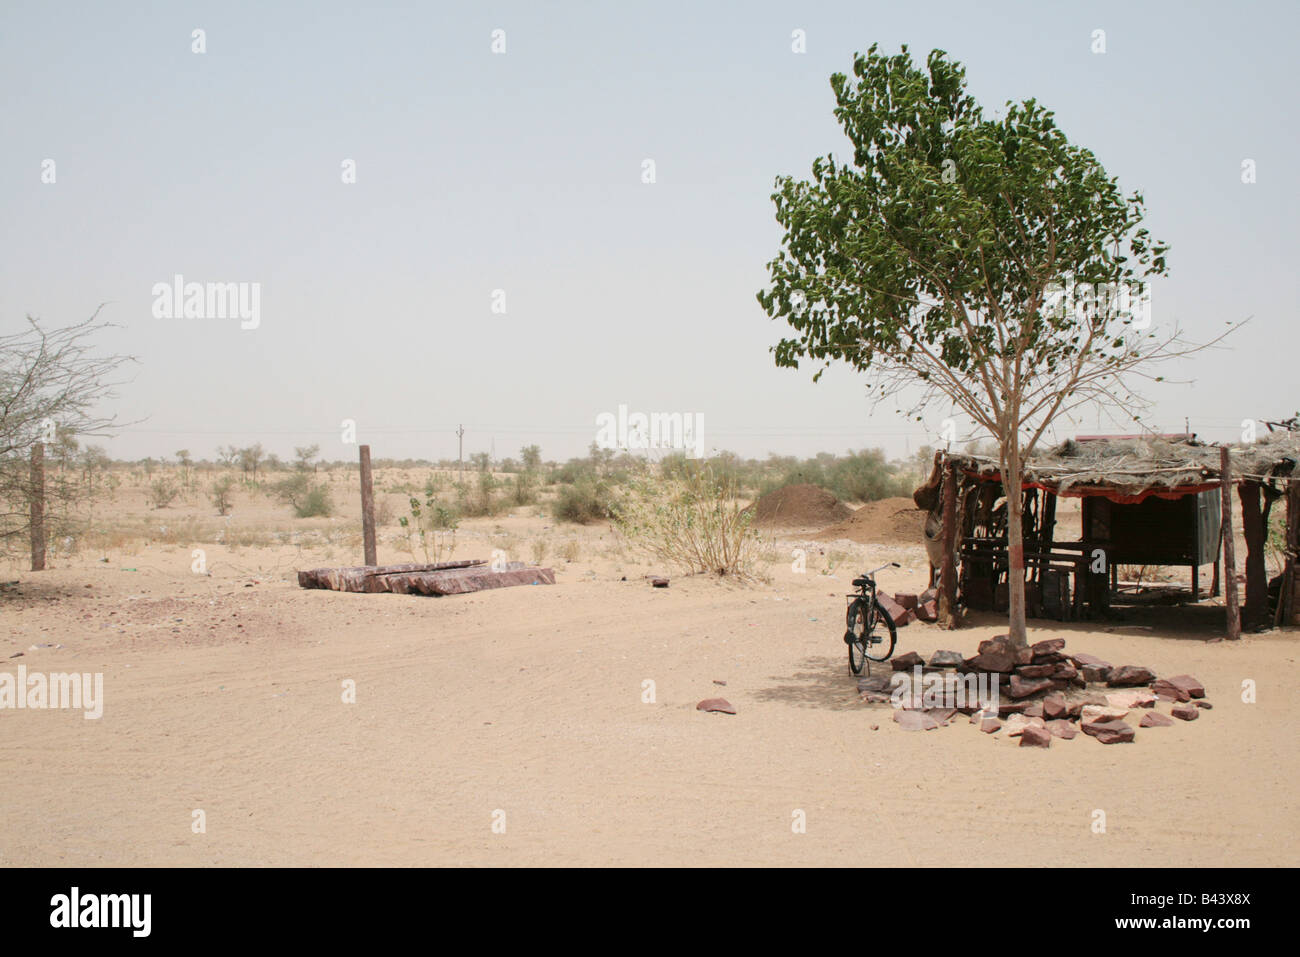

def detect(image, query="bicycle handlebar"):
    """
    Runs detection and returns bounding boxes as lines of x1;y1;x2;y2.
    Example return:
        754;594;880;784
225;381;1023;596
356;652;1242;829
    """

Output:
866;562;901;576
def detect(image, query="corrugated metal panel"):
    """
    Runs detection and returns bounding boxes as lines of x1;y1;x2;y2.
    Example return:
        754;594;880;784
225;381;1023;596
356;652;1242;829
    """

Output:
1195;489;1222;566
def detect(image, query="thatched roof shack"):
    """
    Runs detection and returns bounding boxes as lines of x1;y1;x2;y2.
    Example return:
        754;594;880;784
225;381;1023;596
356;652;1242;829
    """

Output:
917;433;1300;505
914;433;1300;632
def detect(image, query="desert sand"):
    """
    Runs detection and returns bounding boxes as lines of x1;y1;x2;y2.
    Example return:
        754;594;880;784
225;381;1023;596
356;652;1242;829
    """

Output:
1;472;1295;867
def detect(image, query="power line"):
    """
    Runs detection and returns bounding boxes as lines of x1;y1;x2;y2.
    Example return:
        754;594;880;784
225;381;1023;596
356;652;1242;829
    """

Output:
113;426;932;438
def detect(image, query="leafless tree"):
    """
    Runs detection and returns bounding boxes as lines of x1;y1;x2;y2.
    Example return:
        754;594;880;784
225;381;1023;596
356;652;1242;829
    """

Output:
0;309;133;549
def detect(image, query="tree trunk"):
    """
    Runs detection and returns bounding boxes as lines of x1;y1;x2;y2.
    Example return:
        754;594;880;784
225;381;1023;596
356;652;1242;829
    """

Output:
30;442;46;572
939;459;959;628
1004;438;1028;647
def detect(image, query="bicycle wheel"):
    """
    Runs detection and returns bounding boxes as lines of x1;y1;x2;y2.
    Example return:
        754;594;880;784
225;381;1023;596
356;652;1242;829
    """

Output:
866;600;897;661
845;597;872;674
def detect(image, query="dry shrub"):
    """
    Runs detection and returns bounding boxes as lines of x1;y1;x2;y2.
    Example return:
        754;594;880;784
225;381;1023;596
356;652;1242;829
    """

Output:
612;464;765;580
147;477;180;509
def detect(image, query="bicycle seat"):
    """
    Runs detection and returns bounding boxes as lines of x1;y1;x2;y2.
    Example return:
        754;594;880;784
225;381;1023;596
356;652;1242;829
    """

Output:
851;576;871;588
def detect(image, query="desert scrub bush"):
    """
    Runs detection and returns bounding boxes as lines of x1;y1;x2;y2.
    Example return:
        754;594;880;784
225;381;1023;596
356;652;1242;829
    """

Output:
612;465;764;579
273;473;334;518
209;475;236;516
398;494;459;562
295;484;333;518
558;539;581;563
147;477;180;509
751;449;911;503
827;449;912;503
530;538;549;564
454;472;504;517
553;479;614;524
551;458;598;485
508;472;538;507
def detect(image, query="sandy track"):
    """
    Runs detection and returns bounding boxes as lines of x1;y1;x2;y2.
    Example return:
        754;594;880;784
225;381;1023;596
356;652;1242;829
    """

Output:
1;540;1295;867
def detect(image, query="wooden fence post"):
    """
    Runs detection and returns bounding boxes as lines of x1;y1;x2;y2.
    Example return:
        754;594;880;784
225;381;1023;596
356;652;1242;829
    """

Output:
30;442;46;571
360;444;377;567
1220;447;1240;640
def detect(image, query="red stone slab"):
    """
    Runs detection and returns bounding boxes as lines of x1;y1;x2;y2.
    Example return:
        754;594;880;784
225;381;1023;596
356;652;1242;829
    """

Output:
297;559;554;595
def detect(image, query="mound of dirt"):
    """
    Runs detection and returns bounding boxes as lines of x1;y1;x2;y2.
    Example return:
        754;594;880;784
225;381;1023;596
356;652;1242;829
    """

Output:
814;497;927;545
746;484;853;528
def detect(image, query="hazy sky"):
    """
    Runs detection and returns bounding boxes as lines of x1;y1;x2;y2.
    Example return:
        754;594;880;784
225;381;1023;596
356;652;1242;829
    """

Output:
2;0;1295;464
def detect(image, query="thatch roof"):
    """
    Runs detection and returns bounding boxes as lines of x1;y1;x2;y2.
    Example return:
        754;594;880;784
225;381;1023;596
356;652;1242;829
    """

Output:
916;433;1300;505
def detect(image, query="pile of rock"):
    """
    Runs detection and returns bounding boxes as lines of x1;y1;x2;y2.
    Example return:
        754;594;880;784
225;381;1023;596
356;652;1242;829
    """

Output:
878;588;940;626
858;635;1209;747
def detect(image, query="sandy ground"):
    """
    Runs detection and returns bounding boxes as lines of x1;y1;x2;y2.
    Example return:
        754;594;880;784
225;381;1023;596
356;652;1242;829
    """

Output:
1;475;1296;866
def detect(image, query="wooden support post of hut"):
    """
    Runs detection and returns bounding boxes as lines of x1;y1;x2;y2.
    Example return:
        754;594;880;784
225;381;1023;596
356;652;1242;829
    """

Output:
359;444;377;567
30;441;46;572
1210;523;1222;598
1281;475;1300;626
1221;447;1241;640
939;458;959;628
1239;480;1269;629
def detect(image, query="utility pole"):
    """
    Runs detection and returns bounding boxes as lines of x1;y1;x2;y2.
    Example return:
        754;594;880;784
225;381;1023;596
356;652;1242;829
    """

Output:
457;424;465;485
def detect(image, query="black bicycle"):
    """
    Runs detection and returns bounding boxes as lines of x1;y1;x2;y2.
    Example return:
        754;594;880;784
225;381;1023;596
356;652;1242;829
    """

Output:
844;562;899;674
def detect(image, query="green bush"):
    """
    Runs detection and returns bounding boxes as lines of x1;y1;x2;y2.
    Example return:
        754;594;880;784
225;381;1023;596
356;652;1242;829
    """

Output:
295;485;333;518
147;477;180;509
553;480;614;524
273;473;333;517
552;459;598;485
399;495;459;562
455;472;504;517
509;472;537;507
753;448;911;503
209;475;236;516
611;465;764;579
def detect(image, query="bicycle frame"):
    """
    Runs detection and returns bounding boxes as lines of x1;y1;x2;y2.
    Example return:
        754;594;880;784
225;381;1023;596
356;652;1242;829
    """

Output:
846;562;894;603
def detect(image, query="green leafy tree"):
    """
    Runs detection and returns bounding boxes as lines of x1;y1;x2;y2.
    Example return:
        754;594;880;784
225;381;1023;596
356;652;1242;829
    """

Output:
758;45;1228;646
